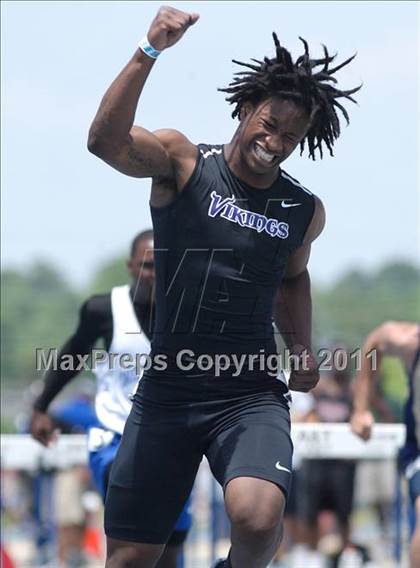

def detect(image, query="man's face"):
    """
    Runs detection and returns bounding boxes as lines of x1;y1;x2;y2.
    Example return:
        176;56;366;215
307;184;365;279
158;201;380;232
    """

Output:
127;237;155;302
238;97;311;175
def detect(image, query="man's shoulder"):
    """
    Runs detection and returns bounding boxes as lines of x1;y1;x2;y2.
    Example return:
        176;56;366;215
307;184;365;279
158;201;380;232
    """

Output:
279;169;325;244
279;169;313;198
153;129;198;162
81;293;112;321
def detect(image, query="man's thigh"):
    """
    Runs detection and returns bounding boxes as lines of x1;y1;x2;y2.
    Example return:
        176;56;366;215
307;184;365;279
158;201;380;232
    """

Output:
205;388;293;500
105;387;202;545
88;432;120;500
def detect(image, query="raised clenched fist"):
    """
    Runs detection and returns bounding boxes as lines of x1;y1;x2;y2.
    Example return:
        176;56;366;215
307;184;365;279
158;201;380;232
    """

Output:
147;6;199;52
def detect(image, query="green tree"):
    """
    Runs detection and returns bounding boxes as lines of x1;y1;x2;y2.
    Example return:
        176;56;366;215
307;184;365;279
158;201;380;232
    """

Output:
88;255;128;295
313;260;420;348
1;261;80;382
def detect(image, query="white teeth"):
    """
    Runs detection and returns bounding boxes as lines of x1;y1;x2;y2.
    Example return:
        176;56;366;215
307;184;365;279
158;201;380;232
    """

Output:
255;144;275;163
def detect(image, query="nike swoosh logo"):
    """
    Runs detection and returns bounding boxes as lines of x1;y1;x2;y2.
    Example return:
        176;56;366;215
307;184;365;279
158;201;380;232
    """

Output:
275;462;291;473
281;200;301;208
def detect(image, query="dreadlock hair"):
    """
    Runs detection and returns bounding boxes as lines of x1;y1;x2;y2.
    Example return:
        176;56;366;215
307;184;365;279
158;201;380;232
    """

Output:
219;34;361;160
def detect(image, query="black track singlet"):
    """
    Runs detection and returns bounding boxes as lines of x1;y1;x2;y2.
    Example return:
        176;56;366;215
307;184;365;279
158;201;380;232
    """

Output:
150;143;315;373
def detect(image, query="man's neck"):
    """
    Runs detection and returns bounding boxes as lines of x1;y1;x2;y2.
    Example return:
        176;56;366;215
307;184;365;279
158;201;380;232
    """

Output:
224;138;279;189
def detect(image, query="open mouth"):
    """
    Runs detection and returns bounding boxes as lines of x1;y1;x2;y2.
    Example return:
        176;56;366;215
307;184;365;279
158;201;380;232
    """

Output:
254;143;278;165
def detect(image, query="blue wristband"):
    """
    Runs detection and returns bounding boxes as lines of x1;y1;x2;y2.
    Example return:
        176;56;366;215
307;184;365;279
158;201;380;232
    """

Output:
138;36;161;59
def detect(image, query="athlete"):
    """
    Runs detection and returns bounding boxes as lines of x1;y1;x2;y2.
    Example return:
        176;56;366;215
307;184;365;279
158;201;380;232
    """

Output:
30;231;192;568
351;321;420;568
87;6;360;568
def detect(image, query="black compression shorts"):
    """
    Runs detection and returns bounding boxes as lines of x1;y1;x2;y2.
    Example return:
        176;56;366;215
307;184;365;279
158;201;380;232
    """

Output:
104;374;292;544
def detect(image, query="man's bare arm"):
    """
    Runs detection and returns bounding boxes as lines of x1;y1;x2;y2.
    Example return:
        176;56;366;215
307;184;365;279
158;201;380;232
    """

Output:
87;6;199;183
274;195;326;349
30;299;103;446
351;321;419;440
273;195;326;392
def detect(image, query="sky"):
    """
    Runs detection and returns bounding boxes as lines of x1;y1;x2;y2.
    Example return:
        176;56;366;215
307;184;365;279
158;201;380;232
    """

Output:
1;1;419;288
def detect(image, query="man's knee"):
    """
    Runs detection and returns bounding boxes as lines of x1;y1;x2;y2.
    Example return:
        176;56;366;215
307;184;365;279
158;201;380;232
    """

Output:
225;478;286;537
228;499;284;535
106;537;164;568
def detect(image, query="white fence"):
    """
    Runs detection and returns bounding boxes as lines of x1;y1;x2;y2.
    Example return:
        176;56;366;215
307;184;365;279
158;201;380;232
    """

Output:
1;423;406;471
